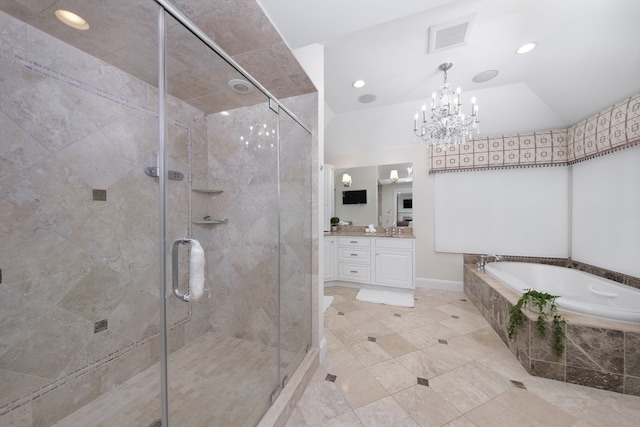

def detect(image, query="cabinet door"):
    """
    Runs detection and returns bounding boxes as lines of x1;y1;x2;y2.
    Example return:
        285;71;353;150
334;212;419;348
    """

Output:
375;250;413;289
324;238;336;281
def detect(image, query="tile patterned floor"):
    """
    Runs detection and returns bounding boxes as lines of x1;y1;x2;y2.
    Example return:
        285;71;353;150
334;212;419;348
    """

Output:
286;285;640;427
53;333;284;427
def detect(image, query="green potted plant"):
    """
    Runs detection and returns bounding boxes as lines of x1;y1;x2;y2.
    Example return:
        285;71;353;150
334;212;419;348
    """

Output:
507;289;567;359
330;217;340;232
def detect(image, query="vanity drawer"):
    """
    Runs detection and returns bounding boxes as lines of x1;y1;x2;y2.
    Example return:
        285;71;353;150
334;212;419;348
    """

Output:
338;247;371;263
338;263;371;282
375;238;414;250
338;237;371;247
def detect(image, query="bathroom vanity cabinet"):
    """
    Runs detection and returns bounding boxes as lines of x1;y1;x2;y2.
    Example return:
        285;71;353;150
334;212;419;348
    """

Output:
326;235;415;289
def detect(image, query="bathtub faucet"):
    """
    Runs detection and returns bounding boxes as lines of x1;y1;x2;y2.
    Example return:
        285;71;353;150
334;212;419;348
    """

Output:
478;254;503;270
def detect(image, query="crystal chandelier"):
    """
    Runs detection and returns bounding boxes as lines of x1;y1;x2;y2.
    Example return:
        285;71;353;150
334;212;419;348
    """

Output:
413;62;479;147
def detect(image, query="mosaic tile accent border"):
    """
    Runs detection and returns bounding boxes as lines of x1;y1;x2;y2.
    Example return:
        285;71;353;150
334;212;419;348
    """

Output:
430;93;640;173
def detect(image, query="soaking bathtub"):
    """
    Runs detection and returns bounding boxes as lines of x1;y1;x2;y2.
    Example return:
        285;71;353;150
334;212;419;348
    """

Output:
484;262;640;324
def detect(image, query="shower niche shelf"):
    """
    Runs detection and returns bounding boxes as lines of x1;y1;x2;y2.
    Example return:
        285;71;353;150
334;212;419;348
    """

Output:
192;189;223;194
191;188;226;225
193;218;228;225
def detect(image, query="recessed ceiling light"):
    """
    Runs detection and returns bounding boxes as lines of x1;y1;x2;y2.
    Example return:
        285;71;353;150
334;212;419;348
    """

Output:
358;94;377;104
55;10;89;30
472;70;499;83
516;42;536;54
227;78;254;94
352;80;365;88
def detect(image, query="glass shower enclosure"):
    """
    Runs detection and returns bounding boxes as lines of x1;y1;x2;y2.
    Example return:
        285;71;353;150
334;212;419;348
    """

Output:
0;1;313;426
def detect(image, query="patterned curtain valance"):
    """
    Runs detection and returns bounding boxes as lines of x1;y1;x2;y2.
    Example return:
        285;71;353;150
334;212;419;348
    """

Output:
430;93;640;173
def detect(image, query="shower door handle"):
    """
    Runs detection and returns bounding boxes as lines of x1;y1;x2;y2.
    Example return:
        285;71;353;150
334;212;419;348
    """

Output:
172;237;195;302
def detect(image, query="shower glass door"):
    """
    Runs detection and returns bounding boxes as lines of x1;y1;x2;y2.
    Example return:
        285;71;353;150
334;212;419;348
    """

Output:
161;9;281;426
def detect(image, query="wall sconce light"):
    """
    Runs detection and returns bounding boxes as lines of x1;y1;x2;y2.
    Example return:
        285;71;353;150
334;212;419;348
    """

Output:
342;173;352;187
390;170;399;184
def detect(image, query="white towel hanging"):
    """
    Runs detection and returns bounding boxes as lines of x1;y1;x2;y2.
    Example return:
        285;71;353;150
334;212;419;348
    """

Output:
187;239;205;301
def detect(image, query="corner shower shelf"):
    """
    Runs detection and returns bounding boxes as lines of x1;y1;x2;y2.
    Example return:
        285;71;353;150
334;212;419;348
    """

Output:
192;189;223;194
193;218;228;225
191;189;226;224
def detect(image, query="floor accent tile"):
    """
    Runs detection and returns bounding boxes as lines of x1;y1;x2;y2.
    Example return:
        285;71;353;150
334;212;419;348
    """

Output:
337;312;345;316
439;339;448;344
511;380;527;389
325;374;337;382
451;315;460;319
394;313;402;317
367;337;376;342
417;377;429;386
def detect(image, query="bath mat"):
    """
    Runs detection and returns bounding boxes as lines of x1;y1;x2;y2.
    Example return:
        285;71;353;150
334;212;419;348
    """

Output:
356;288;414;308
323;295;334;312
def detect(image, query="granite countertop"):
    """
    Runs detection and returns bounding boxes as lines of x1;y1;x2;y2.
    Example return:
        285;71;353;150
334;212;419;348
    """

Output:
324;227;415;239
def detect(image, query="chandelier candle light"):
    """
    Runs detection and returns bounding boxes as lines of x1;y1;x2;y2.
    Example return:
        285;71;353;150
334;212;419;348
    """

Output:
414;62;479;147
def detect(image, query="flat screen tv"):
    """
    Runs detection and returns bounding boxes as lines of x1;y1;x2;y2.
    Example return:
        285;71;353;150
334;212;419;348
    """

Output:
343;189;367;205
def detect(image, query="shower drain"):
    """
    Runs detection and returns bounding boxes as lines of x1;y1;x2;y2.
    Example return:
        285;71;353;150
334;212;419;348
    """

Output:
148;420;162;427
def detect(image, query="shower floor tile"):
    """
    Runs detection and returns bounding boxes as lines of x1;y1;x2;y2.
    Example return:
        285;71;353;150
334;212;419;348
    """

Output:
53;333;286;427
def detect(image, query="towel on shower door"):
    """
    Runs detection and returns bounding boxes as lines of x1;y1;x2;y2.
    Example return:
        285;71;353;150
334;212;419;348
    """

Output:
188;239;205;301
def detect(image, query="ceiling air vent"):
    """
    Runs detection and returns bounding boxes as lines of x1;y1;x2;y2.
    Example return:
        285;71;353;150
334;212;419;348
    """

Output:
428;15;474;53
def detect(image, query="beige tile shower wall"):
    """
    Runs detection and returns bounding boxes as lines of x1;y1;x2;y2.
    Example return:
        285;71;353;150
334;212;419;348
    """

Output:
430;93;640;173
203;106;279;348
201;93;318;354
0;11;209;424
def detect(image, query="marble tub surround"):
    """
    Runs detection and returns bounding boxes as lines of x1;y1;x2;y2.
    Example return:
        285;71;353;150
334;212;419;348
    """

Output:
463;254;640;290
464;265;640;396
286;286;640;426
327;225;414;238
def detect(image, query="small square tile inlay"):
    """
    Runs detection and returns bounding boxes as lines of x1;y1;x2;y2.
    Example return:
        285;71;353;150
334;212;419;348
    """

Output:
511;380;527;389
417;377;429;386
337;312;345;316
394;313;402;317
460;299;467;302
92;189;107;201
325;374;337;382
368;337;377;342
438;339;448;345
451;315;459;319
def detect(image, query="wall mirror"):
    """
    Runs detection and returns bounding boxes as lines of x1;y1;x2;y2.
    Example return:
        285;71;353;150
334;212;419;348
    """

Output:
334;163;413;227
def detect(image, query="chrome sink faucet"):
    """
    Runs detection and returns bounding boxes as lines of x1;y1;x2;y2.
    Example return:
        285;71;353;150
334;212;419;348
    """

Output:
478;254;503;270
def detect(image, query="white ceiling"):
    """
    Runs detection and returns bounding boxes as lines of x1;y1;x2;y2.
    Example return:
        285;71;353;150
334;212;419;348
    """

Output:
258;0;640;157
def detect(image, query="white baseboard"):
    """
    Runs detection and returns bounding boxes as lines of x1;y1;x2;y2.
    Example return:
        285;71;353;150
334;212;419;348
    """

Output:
326;278;463;292
416;277;464;292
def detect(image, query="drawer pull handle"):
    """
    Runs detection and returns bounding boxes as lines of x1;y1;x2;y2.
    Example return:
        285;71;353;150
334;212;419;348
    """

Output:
350;253;358;256
350;270;358;273
350;241;358;244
